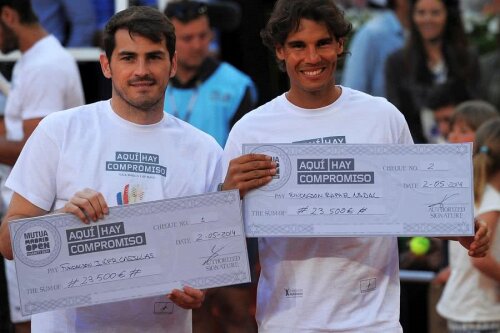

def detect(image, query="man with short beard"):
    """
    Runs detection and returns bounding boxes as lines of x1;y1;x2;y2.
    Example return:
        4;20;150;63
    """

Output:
0;1;84;332
0;5;217;332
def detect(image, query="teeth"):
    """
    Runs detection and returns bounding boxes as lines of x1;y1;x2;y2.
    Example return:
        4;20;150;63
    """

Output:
303;69;322;76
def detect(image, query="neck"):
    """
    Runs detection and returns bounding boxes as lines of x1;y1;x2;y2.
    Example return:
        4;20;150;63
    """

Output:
110;95;164;125
424;40;443;67
286;85;341;109
174;65;198;85
18;24;48;53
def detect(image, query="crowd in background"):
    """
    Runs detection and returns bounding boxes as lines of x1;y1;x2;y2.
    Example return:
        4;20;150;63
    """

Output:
0;0;499;332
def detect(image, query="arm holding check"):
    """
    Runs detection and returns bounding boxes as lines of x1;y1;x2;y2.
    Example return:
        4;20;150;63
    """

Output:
222;144;490;258
0;188;208;310
62;188;206;309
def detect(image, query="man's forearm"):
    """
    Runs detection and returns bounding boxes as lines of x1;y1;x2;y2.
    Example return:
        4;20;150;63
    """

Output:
0;136;26;166
0;217;14;259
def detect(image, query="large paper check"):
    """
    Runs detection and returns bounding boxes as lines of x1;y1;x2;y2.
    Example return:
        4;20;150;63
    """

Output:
9;190;250;316
243;143;474;237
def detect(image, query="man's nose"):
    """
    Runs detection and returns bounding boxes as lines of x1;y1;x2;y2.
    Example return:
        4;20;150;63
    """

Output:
306;46;320;63
135;58;150;75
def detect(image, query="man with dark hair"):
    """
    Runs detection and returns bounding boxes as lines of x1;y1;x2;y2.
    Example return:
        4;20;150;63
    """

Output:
221;0;490;331
0;5;217;332
0;0;84;331
425;80;472;142
164;0;257;146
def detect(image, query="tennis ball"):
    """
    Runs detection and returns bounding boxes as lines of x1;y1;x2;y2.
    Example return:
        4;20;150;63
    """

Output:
409;237;430;256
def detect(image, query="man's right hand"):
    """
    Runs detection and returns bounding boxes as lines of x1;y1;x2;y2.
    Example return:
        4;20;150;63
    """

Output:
222;153;276;198
63;188;109;223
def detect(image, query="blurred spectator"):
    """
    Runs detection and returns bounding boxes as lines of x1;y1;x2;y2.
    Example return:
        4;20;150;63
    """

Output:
385;0;479;143
447;100;499;143
164;0;257;147
437;115;500;333
342;0;409;97
480;28;500;111
32;0;96;46
0;0;85;331
165;2;258;332
425;80;472;142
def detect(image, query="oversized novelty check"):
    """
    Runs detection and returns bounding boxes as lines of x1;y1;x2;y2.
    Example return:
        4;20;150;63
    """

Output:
243;143;474;237
9;190;250;315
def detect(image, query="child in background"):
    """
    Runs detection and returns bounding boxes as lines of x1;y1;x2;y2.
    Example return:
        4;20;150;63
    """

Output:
432;100;498;283
437;118;500;332
448;100;499;144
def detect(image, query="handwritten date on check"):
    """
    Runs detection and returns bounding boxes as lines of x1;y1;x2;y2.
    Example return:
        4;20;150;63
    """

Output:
242;143;474;237
9;190;251;315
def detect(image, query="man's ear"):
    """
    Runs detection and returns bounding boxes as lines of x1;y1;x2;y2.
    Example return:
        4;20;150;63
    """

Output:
337;38;345;56
1;6;18;28
169;51;177;78
275;44;285;61
99;53;112;79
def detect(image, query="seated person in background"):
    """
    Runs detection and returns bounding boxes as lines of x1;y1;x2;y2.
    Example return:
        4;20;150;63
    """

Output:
425;80;472;142
448;100;499;144
385;0;479;143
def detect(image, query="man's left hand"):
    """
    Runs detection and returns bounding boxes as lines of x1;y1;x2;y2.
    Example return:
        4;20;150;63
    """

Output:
457;219;490;257
167;286;205;309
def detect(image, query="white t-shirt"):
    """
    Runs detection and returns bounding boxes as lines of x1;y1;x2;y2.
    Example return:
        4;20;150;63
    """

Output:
4;35;84;141
437;185;500;323
6;100;223;333
223;87;413;332
2;34;84;323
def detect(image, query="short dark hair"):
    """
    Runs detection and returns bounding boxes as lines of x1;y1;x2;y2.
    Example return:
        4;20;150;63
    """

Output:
261;0;352;71
0;0;38;24
426;80;471;111
103;6;176;61
164;0;208;23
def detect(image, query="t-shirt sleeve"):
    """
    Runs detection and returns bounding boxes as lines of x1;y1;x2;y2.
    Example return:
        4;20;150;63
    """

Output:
206;147;224;193
222;128;244;178
399;122;414;144
5;119;59;210
477;187;500;215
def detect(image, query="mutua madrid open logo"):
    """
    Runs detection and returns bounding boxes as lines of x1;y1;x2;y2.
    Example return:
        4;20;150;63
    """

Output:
13;220;61;267
249;145;291;191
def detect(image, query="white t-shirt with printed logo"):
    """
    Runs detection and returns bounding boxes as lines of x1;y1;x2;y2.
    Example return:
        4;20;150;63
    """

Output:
223;87;413;333
6;100;223;333
1;34;84;324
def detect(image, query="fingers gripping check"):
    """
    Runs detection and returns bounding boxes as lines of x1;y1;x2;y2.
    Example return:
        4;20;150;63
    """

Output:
63;188;109;224
168;286;206;309
223;153;277;198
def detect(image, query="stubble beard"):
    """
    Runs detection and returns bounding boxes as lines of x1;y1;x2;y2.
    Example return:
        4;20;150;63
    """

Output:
113;84;164;113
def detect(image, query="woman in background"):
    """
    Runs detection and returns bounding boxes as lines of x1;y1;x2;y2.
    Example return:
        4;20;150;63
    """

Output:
385;0;479;143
